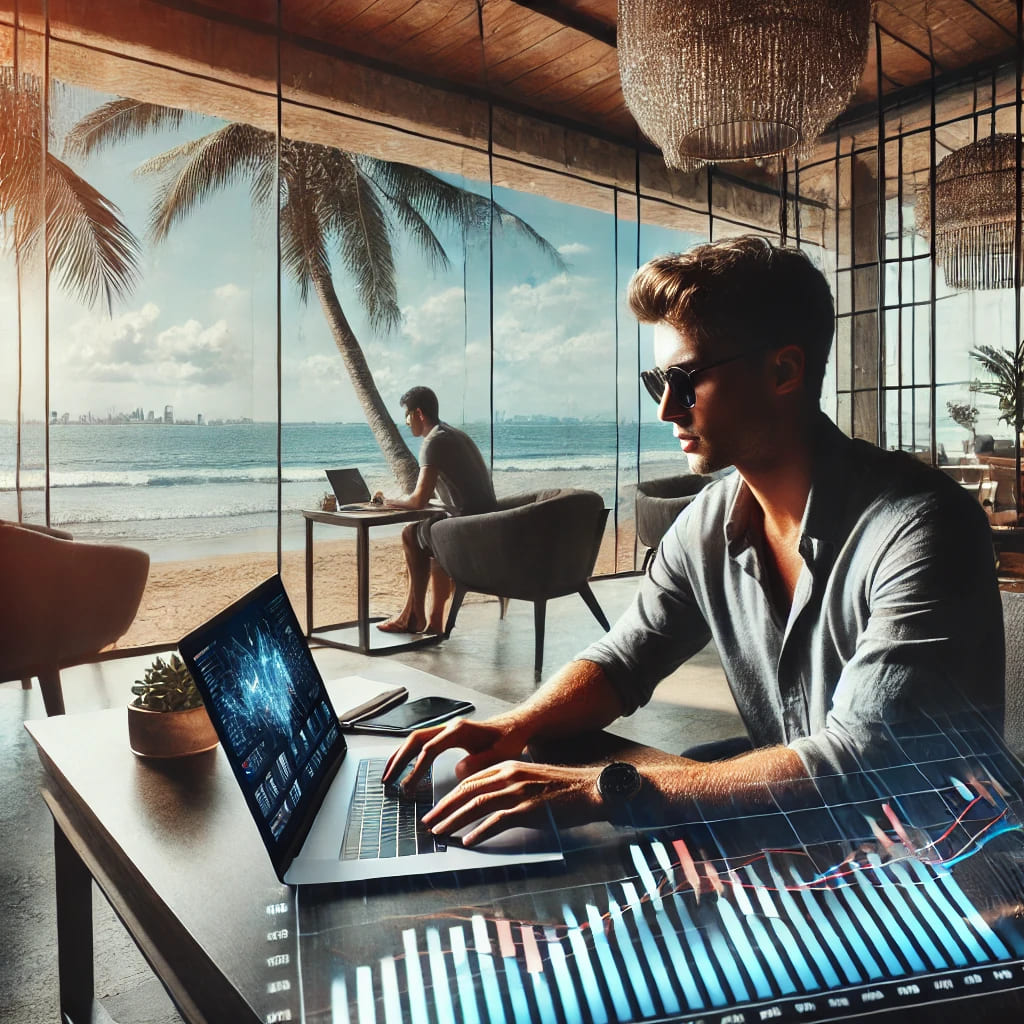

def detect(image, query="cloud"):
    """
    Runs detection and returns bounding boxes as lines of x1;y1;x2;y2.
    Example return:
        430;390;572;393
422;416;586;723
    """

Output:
400;287;467;349
494;273;612;368
214;282;247;300
557;242;590;256
57;303;247;388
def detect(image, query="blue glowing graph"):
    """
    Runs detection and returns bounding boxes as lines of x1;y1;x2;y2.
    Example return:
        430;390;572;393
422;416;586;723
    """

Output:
189;588;337;842
291;707;1024;1023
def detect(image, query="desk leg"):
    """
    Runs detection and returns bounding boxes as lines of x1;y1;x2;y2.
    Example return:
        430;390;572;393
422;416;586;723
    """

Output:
305;518;314;638
356;523;370;652
54;824;116;1024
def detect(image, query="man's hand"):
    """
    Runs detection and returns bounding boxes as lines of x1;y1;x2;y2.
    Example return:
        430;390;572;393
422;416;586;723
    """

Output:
381;713;531;792
420;761;604;847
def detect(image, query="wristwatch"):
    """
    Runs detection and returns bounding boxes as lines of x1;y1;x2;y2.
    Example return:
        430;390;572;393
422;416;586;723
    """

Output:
596;761;643;825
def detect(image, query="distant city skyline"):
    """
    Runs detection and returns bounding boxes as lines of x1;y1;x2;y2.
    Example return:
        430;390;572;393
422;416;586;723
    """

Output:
0;83;697;430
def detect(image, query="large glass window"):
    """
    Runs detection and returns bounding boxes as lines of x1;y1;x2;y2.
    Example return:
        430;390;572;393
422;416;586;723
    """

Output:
7;3;1018;651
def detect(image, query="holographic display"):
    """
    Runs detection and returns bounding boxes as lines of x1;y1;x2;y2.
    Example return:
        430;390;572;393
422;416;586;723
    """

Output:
187;583;341;848
292;706;1024;1022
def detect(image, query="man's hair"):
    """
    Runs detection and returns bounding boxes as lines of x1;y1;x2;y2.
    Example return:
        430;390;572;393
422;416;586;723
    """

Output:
627;235;835;403
400;386;439;423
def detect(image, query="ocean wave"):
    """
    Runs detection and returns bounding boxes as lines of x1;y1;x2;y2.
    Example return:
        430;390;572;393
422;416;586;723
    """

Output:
494;459;616;474
0;466;334;491
50;505;281;526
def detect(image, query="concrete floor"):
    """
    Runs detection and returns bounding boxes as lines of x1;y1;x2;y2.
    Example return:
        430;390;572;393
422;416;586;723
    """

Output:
1;576;738;1024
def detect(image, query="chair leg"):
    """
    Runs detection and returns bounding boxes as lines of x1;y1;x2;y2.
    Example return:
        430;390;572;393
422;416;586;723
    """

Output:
499;597;510;620
39;668;66;717
21;678;32;690
578;583;611;631
444;584;467;638
533;601;546;676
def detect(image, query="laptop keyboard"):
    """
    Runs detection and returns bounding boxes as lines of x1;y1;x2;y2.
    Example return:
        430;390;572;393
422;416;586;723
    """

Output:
341;758;446;861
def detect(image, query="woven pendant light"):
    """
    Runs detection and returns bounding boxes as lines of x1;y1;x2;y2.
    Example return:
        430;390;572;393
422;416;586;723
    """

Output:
920;134;1023;290
617;0;872;169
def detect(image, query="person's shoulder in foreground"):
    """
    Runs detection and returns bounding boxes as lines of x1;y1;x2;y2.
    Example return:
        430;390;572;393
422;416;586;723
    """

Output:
380;235;1006;844
583;410;1002;783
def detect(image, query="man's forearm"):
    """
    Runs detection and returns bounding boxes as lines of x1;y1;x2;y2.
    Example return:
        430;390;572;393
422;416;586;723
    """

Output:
639;744;808;818
502;659;627;742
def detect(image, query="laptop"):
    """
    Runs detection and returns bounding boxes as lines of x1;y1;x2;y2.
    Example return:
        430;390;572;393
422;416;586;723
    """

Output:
324;467;381;511
178;575;562;885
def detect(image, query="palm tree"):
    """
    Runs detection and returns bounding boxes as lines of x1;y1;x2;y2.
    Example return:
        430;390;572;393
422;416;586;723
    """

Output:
65;101;562;490
970;342;1024;432
1;69;141;518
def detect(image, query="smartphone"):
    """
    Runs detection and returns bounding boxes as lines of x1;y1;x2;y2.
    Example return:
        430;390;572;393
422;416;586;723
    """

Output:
352;695;474;735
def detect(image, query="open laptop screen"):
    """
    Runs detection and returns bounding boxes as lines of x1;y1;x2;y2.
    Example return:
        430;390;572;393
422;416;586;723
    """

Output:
179;576;346;875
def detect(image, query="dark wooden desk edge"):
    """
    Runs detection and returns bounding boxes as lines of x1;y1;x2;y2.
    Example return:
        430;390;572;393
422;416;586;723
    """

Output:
33;746;259;1024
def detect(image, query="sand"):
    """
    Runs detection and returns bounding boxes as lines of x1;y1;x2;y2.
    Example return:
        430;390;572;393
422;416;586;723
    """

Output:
118;526;627;650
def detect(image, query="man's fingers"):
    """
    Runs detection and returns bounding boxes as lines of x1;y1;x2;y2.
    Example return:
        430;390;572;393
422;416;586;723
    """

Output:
454;749;508;780
427;786;534;839
382;725;445;782
422;764;535;832
461;801;540;847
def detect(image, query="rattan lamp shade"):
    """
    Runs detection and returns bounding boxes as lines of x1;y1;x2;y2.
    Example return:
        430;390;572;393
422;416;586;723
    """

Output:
617;0;872;169
920;134;1023;290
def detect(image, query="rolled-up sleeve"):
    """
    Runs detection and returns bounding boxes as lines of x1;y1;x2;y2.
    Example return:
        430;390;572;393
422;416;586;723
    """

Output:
576;515;713;715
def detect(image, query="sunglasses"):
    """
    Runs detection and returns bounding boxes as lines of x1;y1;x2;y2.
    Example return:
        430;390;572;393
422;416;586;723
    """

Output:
640;343;777;408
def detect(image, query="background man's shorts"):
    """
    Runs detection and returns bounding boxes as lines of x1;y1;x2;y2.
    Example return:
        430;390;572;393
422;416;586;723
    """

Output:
414;511;450;556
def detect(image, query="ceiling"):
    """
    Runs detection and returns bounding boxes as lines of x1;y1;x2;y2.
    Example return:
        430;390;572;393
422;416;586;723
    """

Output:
262;0;1020;154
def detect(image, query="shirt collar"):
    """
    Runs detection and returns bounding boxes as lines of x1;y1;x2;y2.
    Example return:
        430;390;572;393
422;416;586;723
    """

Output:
724;413;858;558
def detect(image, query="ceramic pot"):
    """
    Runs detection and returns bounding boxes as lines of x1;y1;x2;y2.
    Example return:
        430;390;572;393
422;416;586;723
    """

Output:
127;703;219;758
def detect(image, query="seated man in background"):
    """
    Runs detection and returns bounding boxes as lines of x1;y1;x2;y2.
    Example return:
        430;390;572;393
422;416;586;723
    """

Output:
379;386;496;635
384;235;1004;842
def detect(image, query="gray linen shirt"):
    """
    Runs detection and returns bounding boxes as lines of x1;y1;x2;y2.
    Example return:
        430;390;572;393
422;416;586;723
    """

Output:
579;415;1005;776
420;422;496;516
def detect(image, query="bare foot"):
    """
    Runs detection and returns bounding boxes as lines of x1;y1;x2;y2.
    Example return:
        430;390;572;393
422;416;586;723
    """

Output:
377;614;426;634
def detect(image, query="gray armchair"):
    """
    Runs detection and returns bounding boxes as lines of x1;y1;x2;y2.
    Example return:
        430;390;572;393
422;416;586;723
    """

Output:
0;520;150;715
635;473;713;571
430;488;610;674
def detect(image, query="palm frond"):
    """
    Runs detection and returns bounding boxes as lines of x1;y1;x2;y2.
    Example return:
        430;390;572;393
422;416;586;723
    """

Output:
138;123;275;242
279;167;330;304
361;156;566;271
63;99;194;159
307;148;400;331
44;152;141;311
971;343;1024;426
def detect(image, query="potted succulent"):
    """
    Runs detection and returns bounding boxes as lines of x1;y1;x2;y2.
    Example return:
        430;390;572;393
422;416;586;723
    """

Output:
127;653;219;758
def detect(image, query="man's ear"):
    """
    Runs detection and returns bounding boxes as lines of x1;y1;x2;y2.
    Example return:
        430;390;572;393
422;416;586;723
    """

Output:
772;344;805;396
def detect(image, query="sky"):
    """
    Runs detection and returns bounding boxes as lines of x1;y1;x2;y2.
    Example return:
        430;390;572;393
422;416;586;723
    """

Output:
1;83;699;426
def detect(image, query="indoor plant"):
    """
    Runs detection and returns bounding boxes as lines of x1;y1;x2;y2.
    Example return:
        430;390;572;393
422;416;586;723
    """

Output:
127;653;219;758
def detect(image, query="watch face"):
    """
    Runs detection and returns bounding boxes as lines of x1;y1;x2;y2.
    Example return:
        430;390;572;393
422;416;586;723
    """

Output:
598;761;642;801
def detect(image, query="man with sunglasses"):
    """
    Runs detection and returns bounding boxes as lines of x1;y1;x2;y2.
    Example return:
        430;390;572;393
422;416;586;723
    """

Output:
384;235;1003;843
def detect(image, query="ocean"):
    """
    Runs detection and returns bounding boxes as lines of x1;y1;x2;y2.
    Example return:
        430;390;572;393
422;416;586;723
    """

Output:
0;420;682;560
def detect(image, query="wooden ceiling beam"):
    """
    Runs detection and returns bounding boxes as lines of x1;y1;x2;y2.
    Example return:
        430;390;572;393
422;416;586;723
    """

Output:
502;0;616;49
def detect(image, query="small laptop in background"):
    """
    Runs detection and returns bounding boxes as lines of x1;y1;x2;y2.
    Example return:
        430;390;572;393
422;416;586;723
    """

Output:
325;467;379;511
178;575;562;885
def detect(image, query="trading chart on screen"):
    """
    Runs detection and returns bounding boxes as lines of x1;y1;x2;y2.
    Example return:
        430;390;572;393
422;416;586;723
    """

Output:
280;706;1024;1024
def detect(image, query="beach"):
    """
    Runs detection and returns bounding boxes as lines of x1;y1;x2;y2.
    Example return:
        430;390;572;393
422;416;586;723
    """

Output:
118;523;626;649
0;419;674;648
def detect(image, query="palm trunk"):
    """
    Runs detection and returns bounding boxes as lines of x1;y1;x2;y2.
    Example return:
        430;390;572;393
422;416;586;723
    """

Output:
309;262;419;492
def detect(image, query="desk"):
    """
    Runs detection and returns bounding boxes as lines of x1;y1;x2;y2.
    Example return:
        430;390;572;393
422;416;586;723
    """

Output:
26;664;558;1024
302;507;442;655
26;664;1024;1024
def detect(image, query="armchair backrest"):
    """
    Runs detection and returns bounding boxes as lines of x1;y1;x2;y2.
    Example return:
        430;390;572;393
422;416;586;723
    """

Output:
431;488;607;602
0;522;150;683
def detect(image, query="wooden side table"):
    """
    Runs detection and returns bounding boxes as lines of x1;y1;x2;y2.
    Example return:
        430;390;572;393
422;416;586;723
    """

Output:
301;507;443;654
